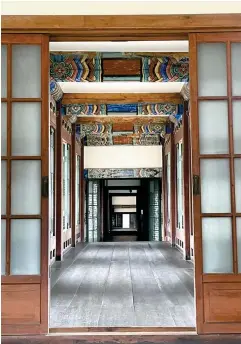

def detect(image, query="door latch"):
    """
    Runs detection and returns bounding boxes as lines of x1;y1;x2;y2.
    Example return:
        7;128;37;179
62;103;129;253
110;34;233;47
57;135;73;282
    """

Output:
41;176;49;198
193;175;200;195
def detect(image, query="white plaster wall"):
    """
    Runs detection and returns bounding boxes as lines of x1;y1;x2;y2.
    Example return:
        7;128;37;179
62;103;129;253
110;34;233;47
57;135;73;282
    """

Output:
84;146;162;169
114;207;136;213
112;196;136;206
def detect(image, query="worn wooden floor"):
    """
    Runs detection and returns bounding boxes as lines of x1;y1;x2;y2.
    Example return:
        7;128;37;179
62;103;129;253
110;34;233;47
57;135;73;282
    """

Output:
50;242;195;328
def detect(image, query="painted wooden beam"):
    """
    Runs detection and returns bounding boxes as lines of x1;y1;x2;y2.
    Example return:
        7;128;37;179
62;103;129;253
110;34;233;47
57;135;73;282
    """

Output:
75;115;169;125
62;93;182;105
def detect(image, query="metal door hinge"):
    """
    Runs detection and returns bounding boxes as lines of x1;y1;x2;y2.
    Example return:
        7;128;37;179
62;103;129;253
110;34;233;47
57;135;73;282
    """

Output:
193;175;200;195
41;176;49;198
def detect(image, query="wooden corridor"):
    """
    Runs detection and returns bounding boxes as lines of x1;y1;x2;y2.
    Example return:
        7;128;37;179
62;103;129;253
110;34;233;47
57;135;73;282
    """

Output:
50;242;195;328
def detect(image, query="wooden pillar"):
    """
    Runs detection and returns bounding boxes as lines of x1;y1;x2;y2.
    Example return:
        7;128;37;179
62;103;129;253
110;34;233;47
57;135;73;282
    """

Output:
170;130;176;246
183;101;191;260
56;104;63;261
162;145;167;240
80;140;85;241
71;123;76;247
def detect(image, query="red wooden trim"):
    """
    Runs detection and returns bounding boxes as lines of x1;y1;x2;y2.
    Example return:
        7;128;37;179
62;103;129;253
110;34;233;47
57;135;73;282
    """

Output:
56;105;63;260
71;124;76;247
80;141;85;241
170;131;176;245
183;103;191;260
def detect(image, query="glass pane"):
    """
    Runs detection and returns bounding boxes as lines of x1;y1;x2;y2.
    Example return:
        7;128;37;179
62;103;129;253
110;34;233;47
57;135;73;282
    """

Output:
198;43;227;96
10;219;40;275
1;45;7;98
1;220;6;275
233;101;241;154
199;101;229;154
1;161;7;215
12;45;41;98
11;160;41;215
235;159;241;213
231;43;241;96
1;102;7;156
200;159;231;213
202;218;233;273
12;102;41;156
237;218;241;273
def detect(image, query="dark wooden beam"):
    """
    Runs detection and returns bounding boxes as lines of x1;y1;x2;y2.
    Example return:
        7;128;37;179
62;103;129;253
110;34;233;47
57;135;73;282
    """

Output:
2;15;241;35
71;123;76;247
75;115;169;125
103;59;141;76
62;93;182;105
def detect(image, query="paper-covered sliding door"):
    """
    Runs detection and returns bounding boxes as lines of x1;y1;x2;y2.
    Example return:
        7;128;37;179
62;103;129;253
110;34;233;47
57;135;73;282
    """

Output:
189;33;241;334
1;34;49;335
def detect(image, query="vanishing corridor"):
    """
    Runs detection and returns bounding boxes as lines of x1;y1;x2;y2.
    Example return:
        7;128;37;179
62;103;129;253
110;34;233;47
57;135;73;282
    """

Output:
50;242;195;327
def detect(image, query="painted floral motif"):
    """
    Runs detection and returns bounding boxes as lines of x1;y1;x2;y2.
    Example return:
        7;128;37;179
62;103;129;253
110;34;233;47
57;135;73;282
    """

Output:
85;168;162;179
50;53;101;82
142;56;189;82
66;104;106;116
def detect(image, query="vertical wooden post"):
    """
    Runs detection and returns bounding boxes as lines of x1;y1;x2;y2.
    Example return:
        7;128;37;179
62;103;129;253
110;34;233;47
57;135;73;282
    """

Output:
56;103;63;261
170;130;176;246
71;123;76;247
183;101;191;260
80;140;85;241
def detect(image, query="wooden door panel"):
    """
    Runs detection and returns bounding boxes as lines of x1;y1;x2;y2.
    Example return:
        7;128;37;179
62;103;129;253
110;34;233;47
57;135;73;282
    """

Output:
189;32;241;334
204;283;241;323
1;34;49;335
2;285;40;324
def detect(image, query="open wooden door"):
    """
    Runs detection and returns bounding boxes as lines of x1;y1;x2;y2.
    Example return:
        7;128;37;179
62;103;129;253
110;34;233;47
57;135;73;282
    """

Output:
189;33;241;334
1;34;49;335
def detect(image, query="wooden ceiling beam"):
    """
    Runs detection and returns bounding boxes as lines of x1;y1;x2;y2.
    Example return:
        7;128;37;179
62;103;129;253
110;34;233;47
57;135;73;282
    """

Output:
62;93;182;105
75;115;169;125
2;15;241;35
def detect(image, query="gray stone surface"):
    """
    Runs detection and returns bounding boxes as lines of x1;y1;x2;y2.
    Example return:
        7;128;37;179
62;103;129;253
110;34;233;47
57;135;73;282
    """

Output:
50;242;195;328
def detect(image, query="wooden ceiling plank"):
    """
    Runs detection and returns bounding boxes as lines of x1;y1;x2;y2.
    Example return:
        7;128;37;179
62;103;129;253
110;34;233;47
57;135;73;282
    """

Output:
62;93;182;105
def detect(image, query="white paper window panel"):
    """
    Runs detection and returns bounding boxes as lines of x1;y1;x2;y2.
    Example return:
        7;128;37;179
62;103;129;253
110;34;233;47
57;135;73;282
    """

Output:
10;219;41;275
202;217;233;273
235;159;241;213
233;101;241;154
198;43;227;97
237;218;241;273
199;101;229;155
12;102;41;156
1;45;7;98
11;160;41;215
12;45;41;98
231;43;241;96
1;160;7;215
1;220;6;275
1;102;7;156
200;159;231;213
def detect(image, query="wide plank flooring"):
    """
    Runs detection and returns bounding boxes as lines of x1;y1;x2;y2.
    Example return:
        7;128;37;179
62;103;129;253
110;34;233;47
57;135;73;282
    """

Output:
50;242;195;328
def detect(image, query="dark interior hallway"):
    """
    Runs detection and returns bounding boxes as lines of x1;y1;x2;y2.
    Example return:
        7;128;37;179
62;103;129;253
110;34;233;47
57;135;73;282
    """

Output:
50;242;195;328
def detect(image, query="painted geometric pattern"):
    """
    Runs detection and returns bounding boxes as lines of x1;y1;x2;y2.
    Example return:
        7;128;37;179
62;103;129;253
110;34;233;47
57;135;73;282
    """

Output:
142;56;189;82
66;104;107;116
85;168;162;179
138;103;183;116
50;53;101;82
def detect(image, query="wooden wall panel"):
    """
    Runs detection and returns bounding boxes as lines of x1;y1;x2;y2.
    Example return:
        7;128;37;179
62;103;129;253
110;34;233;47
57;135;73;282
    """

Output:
112;123;133;132
2;285;40;324
204;283;241;323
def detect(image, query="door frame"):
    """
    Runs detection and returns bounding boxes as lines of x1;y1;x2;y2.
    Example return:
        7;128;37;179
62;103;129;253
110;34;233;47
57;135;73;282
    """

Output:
2;14;241;335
